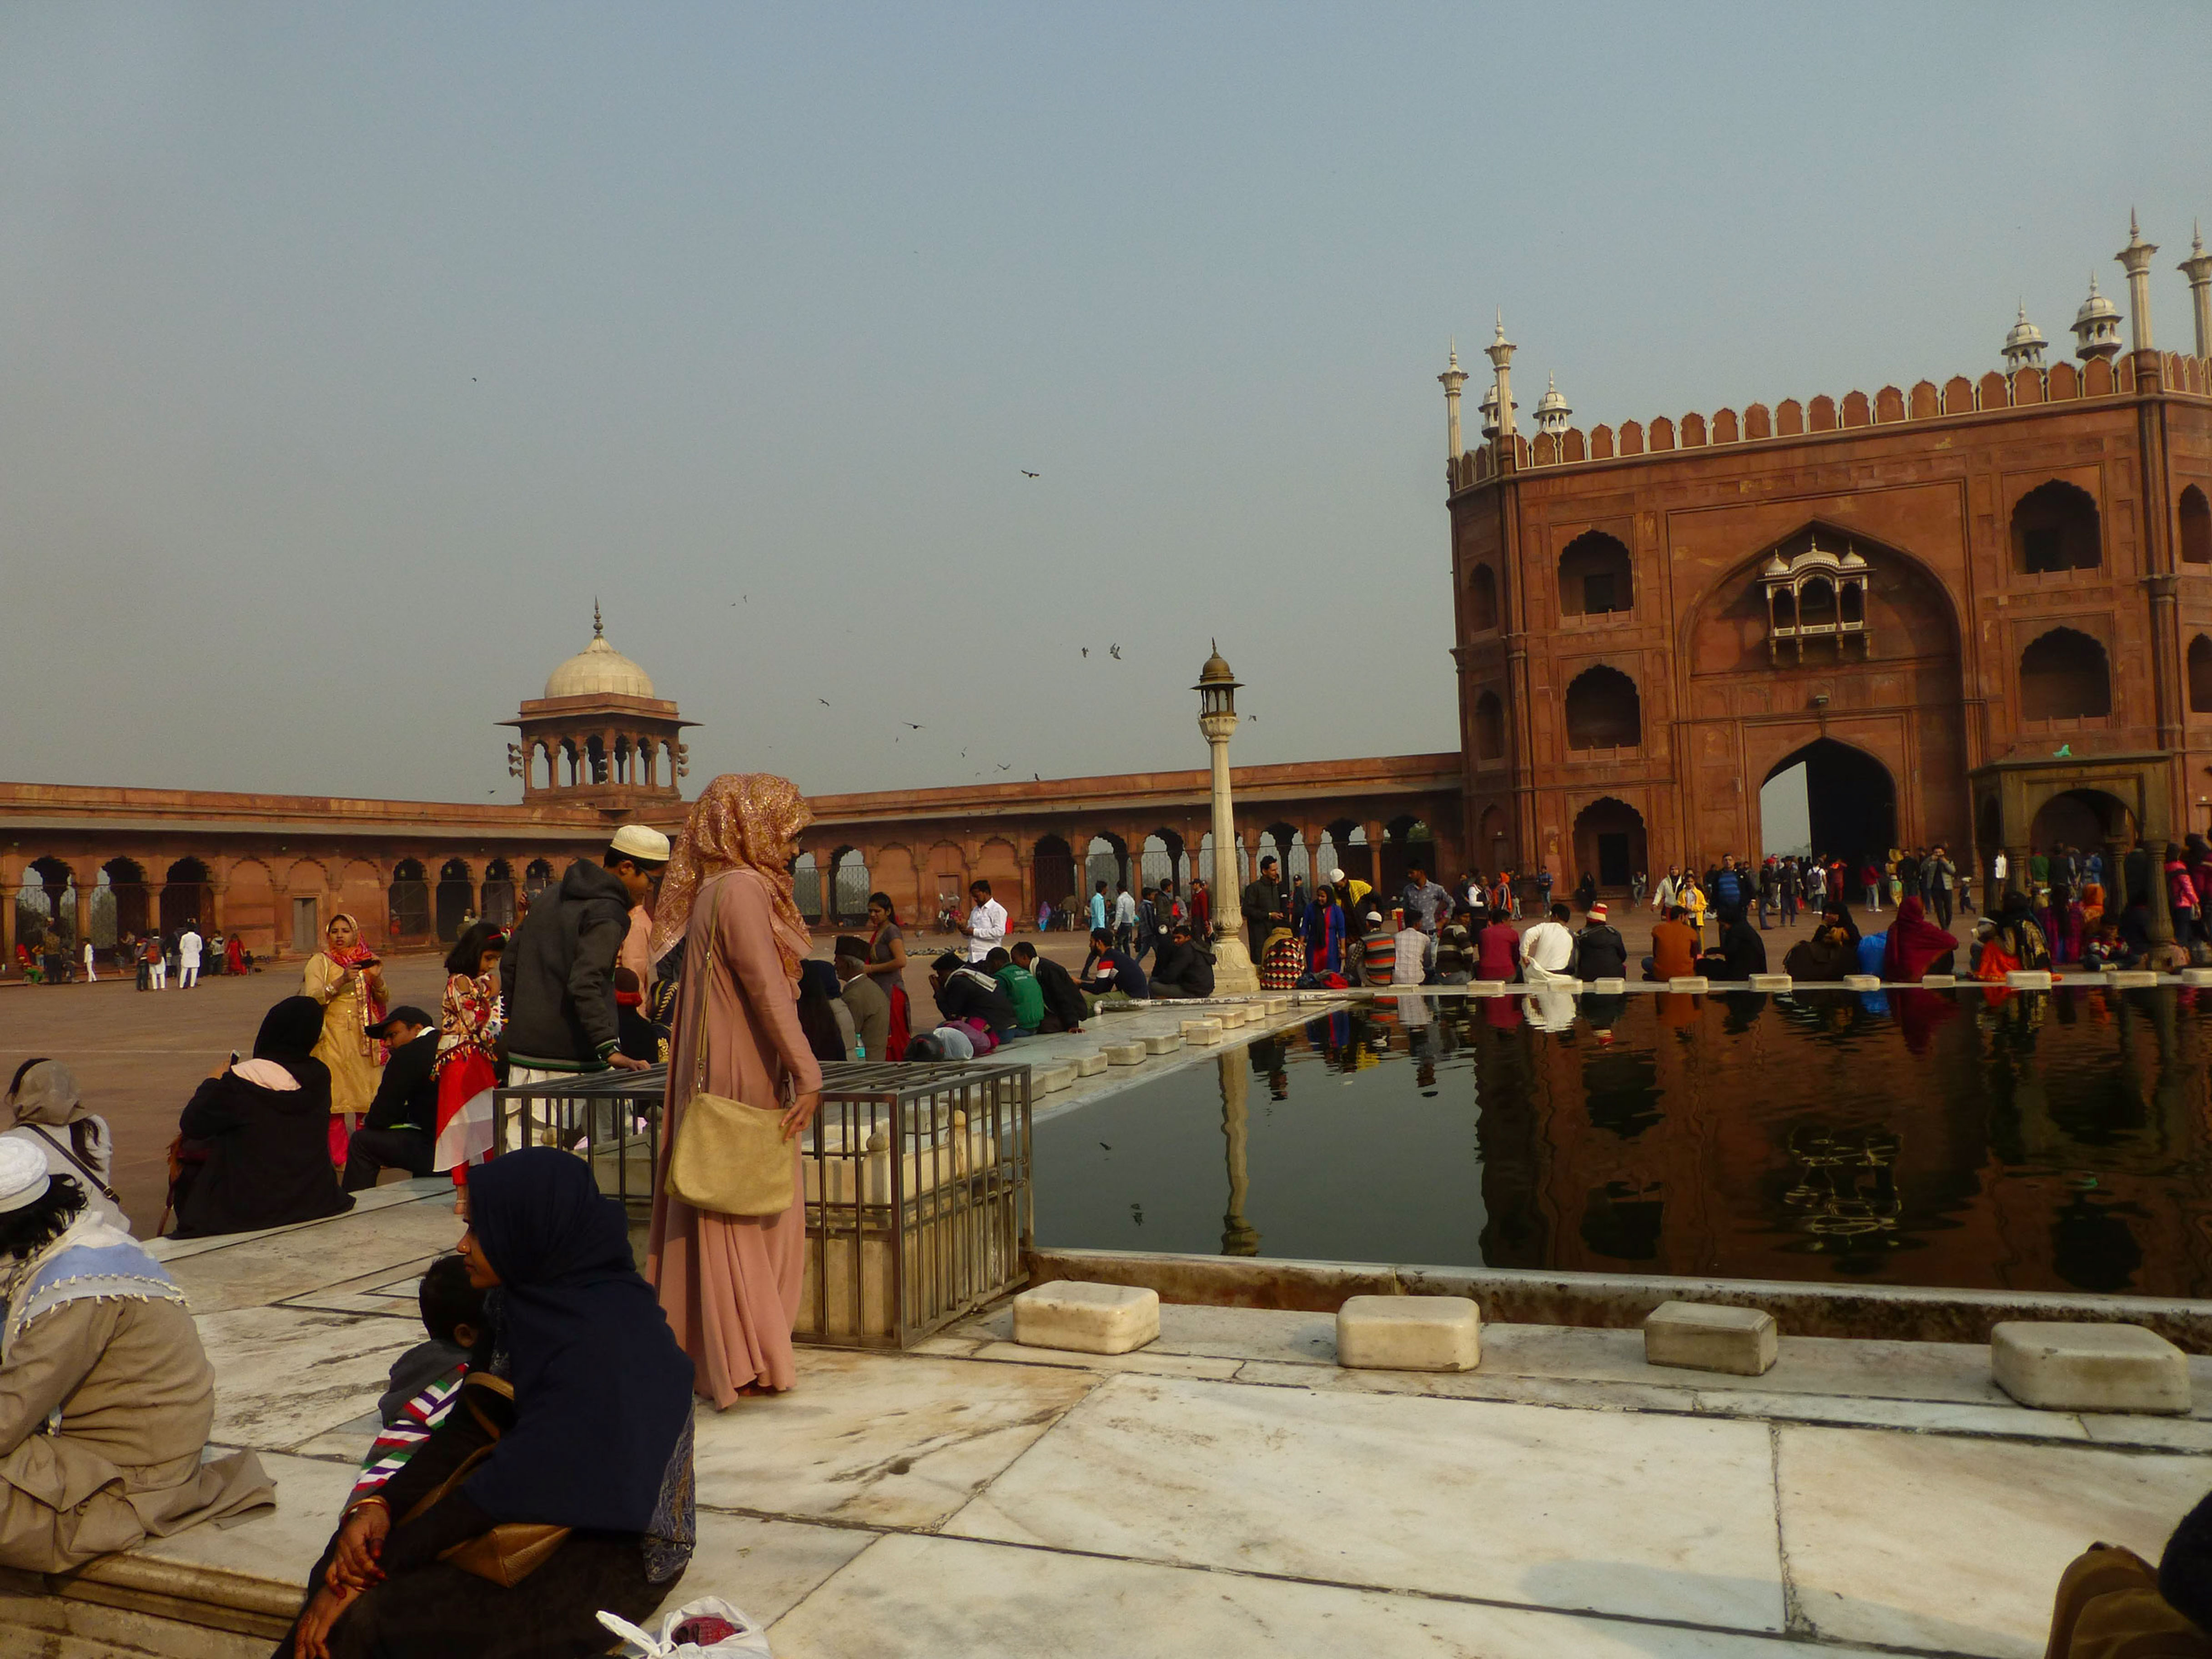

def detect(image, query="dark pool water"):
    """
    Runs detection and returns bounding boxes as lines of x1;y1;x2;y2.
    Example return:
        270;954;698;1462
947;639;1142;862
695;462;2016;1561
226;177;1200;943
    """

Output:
1032;987;2212;1298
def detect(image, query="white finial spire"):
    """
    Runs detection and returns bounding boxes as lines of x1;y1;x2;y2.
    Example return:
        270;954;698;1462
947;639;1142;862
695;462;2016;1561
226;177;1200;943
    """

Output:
2180;220;2212;359
1483;311;1518;442
1438;337;1470;467
2116;213;2159;353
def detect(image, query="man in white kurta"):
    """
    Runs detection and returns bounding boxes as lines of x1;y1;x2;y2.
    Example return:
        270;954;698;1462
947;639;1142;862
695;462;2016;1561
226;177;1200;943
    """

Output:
176;927;203;989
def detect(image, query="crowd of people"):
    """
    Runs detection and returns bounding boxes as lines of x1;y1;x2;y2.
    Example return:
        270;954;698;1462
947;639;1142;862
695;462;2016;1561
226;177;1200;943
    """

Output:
6;920;253;987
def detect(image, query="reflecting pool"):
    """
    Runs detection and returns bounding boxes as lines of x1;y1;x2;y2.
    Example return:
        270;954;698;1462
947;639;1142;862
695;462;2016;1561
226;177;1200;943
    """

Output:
1032;987;2212;1297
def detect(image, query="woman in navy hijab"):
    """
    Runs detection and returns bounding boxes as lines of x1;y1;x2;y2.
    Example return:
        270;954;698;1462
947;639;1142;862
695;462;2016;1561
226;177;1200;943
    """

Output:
279;1148;695;1659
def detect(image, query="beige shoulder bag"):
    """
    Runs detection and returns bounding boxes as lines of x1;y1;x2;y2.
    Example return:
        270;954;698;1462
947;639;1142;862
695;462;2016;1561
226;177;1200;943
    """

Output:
664;877;799;1217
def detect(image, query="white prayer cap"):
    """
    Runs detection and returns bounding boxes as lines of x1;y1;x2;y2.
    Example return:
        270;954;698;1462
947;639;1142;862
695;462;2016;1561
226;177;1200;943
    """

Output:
1328;868;1346;883
0;1138;51;1214
609;824;671;864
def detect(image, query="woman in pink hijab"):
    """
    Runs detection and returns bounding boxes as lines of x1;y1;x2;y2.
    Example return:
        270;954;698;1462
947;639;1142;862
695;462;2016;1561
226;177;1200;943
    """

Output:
645;774;824;1405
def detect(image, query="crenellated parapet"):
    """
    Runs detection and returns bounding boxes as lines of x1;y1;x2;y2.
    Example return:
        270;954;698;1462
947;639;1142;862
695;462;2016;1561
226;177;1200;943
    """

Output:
1447;349;2212;490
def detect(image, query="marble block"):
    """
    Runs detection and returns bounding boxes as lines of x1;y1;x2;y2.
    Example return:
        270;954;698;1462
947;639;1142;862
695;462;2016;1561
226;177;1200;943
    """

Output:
1037;1065;1076;1092
1140;1033;1181;1055
1469;980;1505;996
1589;976;1627;993
1179;1019;1223;1044
1336;1295;1480;1373
1842;973;1881;990
1217;1006;1250;1028
1072;1052;1107;1076
1667;976;1710;993
1264;997;1290;1013
2183;967;2212;987
2107;970;2160;988
2006;969;2054;990
1748;973;1791;992
1920;973;1957;986
1013;1281;1160;1354
1101;1043;1145;1066
1644;1301;1778;1377
1991;1322;2191;1414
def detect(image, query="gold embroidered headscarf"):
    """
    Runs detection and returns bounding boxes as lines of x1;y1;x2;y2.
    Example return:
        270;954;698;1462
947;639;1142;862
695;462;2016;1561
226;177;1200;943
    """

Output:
649;773;814;987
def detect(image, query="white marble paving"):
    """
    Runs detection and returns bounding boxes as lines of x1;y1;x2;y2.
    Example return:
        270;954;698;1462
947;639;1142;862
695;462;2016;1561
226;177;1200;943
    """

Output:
194;1306;420;1452
965;1340;1246;1381
684;1513;878;1628
167;1196;462;1313
947;1372;1788;1631
127;1450;358;1589
689;1347;1101;1530
768;1532;1894;1659
1777;1424;2212;1658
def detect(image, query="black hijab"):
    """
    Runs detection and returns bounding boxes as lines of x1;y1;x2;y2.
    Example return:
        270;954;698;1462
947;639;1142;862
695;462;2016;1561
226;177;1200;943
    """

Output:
254;995;324;1060
462;1148;694;1534
251;995;331;1094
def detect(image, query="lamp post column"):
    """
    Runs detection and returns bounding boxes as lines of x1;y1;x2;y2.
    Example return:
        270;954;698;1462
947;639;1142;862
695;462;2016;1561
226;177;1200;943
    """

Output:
1197;644;1260;993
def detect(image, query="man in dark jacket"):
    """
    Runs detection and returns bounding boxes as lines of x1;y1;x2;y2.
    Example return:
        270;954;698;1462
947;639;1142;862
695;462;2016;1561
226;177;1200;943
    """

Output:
1569;903;1629;981
1011;941;1087;1032
342;1007;441;1190
500;834;663;1079
930;951;1019;1038
1079;927;1150;999
1241;855;1285;957
1148;923;1216;998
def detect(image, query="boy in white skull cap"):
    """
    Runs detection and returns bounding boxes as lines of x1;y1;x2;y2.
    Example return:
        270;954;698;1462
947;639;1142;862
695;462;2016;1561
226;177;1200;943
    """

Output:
0;1140;270;1569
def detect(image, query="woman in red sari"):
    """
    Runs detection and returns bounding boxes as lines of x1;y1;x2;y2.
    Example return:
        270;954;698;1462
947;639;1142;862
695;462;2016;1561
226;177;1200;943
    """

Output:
1881;896;1958;981
431;920;506;1186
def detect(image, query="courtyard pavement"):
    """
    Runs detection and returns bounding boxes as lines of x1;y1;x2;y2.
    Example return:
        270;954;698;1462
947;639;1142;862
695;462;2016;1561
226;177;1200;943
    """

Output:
1;1171;2202;1659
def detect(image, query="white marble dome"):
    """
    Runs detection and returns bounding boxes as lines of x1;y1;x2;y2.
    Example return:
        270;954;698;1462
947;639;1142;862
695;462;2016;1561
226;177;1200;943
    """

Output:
545;611;655;699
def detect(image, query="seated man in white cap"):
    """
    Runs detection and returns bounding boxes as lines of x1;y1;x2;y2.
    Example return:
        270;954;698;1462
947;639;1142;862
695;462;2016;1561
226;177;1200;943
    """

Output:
0;1141;271;1570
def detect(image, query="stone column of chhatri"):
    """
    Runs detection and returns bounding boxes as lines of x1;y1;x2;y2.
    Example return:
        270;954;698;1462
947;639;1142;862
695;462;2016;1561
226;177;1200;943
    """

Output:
1197;643;1261;994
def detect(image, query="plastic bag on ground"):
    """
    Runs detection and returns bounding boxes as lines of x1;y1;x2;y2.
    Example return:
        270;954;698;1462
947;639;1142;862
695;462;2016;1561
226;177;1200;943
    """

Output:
598;1596;774;1657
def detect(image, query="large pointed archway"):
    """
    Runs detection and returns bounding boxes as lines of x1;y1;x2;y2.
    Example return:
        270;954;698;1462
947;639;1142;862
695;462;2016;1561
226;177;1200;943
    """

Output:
1764;739;1895;865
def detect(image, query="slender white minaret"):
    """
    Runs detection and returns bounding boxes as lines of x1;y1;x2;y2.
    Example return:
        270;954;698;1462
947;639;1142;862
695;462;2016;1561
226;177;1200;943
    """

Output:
2073;272;2123;362
1534;373;1572;436
1485;311;1517;441
2116;210;2159;353
2001;301;2048;372
2180;221;2212;360
1439;339;1468;462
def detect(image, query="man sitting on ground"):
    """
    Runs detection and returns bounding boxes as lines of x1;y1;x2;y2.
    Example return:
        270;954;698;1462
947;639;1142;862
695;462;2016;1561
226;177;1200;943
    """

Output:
1390;911;1434;985
835;935;890;1059
0;1145;271;1570
1571;901;1629;981
1080;927;1149;1000
1148;922;1216;999
1519;902;1577;985
983;946;1045;1035
1010;942;1087;1032
930;950;1019;1040
1642;904;1700;981
342;1005;440;1191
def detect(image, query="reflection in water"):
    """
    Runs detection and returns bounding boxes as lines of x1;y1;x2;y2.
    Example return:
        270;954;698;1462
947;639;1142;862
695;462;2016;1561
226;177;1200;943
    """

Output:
1031;986;2212;1297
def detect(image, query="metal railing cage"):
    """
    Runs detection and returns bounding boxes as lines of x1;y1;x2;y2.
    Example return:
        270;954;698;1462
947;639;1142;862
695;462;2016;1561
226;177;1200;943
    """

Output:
493;1059;1033;1349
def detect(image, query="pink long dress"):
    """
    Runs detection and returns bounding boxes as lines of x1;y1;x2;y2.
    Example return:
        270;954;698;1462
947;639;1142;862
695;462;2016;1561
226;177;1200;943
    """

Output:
647;870;824;1403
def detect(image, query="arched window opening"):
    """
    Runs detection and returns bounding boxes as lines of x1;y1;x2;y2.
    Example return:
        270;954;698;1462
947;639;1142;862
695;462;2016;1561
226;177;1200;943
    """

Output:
1798;577;1835;627
1563;666;1642;751
2012;480;2102;574
1468;564;1499;632
2182;486;2212;567
388;859;431;940
2019;628;2113;721
831;849;871;924
1558;532;1634;617
1473;690;1505;761
2190;636;2212;715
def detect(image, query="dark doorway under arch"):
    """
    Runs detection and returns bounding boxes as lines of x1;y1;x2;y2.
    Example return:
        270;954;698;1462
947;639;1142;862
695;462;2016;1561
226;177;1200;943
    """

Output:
1765;740;1895;865
1572;798;1647;893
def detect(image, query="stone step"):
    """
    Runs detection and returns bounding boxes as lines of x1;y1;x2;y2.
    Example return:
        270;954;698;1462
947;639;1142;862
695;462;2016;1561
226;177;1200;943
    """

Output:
1101;1042;1146;1065
1644;1301;1778;1377
1336;1295;1481;1373
1991;1321;2191;1413
1072;1052;1108;1076
1140;1033;1181;1055
1179;1019;1224;1044
1012;1280;1161;1354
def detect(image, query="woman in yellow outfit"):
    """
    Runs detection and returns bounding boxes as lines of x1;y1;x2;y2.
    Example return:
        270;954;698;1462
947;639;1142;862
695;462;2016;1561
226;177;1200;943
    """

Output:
300;913;387;1165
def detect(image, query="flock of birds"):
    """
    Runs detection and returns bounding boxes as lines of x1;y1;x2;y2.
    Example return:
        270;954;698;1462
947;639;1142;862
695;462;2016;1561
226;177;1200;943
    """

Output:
710;468;1251;775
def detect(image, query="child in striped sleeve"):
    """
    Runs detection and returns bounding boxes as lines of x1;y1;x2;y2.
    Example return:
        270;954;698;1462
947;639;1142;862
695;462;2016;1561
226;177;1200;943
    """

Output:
347;1255;485;1503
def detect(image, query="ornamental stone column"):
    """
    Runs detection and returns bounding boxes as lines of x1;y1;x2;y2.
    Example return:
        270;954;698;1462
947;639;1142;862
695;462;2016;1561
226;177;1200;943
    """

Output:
1196;646;1259;994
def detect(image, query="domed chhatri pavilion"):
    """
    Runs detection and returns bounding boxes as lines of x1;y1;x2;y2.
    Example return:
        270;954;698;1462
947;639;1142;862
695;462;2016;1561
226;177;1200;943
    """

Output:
501;603;694;809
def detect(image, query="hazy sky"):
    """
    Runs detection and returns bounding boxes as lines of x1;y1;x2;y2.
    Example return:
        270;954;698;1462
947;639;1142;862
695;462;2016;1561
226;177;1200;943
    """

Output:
7;4;2210;804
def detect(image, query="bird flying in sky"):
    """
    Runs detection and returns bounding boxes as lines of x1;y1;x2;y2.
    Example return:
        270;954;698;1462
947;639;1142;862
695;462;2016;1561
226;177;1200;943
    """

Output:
1108;644;1121;660
1021;469;1040;478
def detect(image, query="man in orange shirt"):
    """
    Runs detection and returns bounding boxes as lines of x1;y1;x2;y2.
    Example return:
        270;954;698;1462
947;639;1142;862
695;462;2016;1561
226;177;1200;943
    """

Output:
1643;904;1700;981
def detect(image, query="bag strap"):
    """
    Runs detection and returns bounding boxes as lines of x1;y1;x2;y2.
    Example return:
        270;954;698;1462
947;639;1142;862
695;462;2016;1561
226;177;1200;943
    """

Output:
688;876;726;1099
23;1124;122;1204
